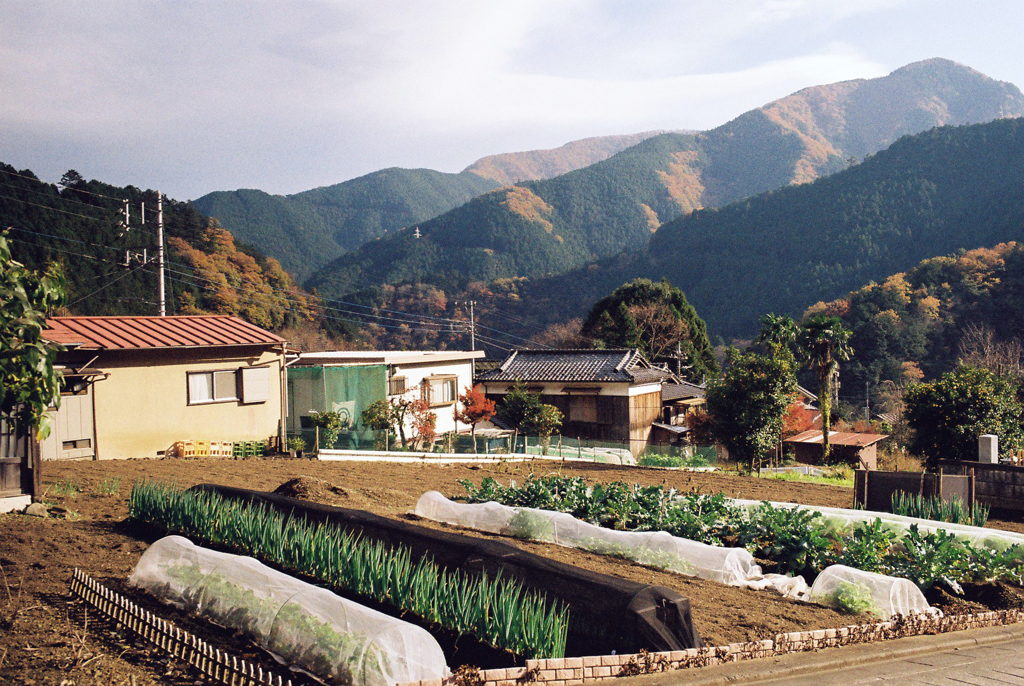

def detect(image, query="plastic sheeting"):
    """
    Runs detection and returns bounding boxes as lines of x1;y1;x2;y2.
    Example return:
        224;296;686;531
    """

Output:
728;498;1024;552
193;484;704;655
415;491;763;587
130;536;448;686
810;564;933;620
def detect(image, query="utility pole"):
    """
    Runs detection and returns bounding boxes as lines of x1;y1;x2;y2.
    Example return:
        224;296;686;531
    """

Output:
865;381;870;424
468;300;475;351
157;192;166;316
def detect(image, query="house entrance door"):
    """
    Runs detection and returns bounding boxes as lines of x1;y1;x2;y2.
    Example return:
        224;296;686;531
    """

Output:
40;381;96;460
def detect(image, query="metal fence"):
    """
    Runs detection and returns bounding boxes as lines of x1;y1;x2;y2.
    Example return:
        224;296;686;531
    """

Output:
292;427;717;466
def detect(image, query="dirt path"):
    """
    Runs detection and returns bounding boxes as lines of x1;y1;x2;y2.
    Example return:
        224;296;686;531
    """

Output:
0;456;929;685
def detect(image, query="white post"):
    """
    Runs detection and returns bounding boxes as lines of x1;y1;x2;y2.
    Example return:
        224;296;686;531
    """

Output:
157;192;166;316
979;434;999;464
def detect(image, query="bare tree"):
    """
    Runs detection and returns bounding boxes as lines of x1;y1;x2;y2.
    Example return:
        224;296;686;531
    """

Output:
627;303;688;360
958;323;1023;377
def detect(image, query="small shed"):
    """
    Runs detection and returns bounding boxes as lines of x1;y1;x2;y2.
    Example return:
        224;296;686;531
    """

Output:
784;430;889;469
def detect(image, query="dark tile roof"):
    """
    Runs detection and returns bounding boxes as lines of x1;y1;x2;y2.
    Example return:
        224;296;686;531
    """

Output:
43;316;285;350
662;380;706;401
476;349;672;384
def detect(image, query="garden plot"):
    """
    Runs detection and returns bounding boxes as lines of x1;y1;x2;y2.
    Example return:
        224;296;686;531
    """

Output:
131;535;449;686
455;475;1024;608
414;491;933;620
186;483;705;657
11;457;1024;686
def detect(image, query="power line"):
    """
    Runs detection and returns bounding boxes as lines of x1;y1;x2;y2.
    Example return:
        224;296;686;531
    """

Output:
5;225;126;255
0;179;114;213
0;192;120;224
68;261;152;307
162;271;466;335
0;167;136;202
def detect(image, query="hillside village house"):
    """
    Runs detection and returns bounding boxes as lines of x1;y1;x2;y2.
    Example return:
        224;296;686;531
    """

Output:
475;349;676;455
784;429;890;470
287;350;484;450
651;379;706;447
40;316;287;460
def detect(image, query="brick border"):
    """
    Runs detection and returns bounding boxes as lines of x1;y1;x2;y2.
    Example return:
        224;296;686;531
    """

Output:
399;610;1024;686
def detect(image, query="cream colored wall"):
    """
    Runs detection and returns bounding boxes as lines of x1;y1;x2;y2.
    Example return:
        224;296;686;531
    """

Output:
388;359;476;435
481;382;661;398
90;346;284;459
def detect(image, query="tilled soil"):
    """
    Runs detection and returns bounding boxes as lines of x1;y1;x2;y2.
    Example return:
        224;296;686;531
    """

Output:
0;456;1019;686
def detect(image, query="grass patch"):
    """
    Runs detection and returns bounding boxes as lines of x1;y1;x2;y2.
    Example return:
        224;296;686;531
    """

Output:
763;469;854;488
97;476;122;496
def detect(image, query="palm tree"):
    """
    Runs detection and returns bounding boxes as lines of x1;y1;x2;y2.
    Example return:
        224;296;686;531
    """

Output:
757;313;799;361
797;315;853;462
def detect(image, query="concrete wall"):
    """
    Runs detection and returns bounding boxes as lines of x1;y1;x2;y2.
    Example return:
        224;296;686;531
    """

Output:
387;359;477;436
87;345;284;459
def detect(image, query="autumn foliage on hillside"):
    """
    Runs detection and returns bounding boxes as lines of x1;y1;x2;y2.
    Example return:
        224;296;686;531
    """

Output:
803;242;1024;413
168;222;320;330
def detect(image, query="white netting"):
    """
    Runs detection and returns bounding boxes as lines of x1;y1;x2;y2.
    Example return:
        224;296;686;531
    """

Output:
414;491;763;587
728;498;1024;552
129;536;449;686
810;564;933;620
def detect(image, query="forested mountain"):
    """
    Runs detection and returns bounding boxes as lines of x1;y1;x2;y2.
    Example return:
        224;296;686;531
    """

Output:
463;131;672;184
0;163;318;330
804;243;1024;414
191;168;499;281
523;116;1024;342
307;59;1023;300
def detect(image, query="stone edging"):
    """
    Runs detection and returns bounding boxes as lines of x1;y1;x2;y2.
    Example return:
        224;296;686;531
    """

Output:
398;610;1024;686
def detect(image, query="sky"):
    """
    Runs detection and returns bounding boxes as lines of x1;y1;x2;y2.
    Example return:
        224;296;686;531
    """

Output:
2;1;1023;200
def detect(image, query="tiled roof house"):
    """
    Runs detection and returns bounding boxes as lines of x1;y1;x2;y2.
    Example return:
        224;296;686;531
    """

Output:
476;349;676;454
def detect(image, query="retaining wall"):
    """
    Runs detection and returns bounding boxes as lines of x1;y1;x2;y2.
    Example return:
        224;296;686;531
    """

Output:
398;610;1024;686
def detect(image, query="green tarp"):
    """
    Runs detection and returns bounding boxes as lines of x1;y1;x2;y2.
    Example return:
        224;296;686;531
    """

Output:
289;365;386;449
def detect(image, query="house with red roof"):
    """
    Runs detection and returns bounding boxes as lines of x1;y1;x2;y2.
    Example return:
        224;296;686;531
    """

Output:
41;315;287;460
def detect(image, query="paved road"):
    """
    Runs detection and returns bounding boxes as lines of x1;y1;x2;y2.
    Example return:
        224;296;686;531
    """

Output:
617;624;1024;686
754;640;1024;685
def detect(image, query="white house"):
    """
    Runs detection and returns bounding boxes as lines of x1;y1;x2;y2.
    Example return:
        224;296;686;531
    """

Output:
287;350;485;448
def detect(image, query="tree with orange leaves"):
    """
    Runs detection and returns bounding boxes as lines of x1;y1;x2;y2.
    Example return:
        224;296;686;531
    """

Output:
455;385;495;452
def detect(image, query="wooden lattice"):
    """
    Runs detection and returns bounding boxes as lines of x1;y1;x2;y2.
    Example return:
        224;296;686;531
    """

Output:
69;568;294;686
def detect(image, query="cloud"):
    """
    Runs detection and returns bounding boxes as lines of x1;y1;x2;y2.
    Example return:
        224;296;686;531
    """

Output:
0;0;1008;198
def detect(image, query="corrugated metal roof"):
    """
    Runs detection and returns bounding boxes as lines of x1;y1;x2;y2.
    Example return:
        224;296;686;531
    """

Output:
43;316;285;350
476;349;672;384
784;430;889;447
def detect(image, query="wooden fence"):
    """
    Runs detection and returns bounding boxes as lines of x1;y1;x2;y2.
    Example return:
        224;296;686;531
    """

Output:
939;460;1024;512
70;569;294;686
853;469;975;512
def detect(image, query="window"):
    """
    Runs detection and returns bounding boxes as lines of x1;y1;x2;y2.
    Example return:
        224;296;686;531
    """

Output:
389;375;407;396
188;370;238;404
425;376;457;407
60;377;90;396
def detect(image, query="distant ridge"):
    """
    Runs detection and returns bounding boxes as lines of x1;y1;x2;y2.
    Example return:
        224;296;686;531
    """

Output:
308;59;1024;301
464;131;678;185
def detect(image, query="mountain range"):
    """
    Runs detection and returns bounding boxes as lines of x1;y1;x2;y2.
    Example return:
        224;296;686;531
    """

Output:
192;131;671;282
527;115;1024;340
300;59;1023;304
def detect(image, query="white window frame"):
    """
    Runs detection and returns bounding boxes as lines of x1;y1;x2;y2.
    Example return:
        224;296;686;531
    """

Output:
187;369;238;405
426;375;457;407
